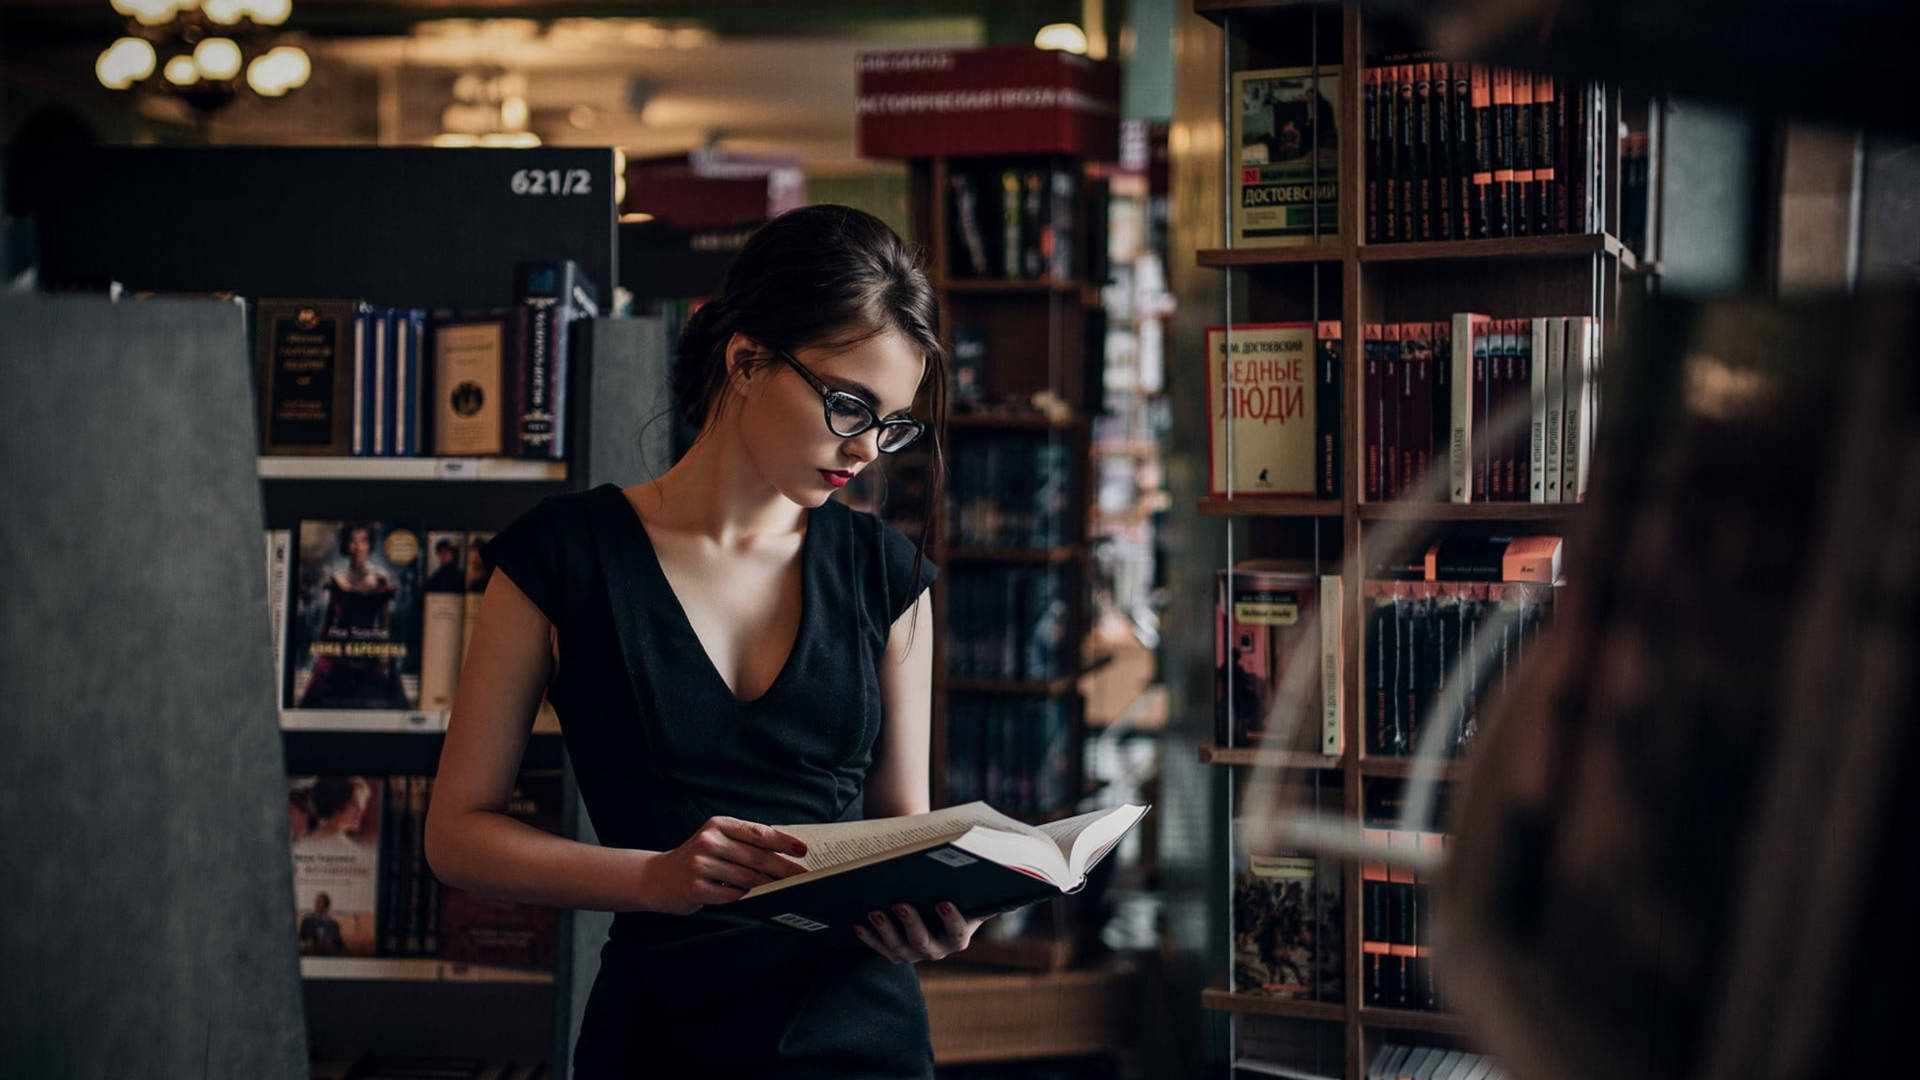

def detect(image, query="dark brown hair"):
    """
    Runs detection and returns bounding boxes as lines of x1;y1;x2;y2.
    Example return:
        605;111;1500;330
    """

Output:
673;204;947;609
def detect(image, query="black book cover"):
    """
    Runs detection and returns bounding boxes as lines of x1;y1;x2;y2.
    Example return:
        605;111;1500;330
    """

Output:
511;259;597;460
1398;67;1417;242
1492;68;1515;237
1470;65;1494;239
1512;72;1534;237
1430;320;1453;489
1453;66;1474;240
1432;62;1455;242
1366;68;1381;243
1415;63;1433;241
1317;321;1343;499
1534;73;1558;235
1382;65;1400;243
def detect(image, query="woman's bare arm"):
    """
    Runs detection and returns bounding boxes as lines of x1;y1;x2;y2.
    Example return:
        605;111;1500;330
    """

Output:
425;568;810;913
862;594;935;820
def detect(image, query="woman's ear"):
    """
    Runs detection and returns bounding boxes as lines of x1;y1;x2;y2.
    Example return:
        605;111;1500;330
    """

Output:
723;332;763;388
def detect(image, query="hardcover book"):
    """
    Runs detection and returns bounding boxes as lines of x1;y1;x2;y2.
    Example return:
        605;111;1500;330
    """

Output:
1216;565;1339;752
1232;67;1341;247
727;801;1148;933
256;298;362;456
417;531;467;712
289;520;425;710
432;310;511;457
1207;323;1327;497
289;775;385;957
1232;819;1344;1001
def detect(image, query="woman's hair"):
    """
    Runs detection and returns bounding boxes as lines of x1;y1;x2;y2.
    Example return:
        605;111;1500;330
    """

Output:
337;523;375;559
674;204;947;611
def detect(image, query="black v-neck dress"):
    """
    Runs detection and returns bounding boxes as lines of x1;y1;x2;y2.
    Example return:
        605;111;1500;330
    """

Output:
484;483;939;1079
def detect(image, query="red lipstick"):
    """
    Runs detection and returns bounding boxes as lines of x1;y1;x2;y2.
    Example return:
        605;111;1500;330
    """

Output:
820;469;853;488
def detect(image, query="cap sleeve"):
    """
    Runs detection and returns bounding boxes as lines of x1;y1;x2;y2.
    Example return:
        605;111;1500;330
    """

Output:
482;496;570;628
878;518;939;625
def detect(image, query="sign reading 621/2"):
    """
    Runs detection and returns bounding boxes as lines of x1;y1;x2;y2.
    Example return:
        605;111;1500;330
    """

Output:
511;169;594;196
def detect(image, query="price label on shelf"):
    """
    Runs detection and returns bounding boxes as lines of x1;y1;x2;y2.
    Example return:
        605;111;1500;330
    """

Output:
509;168;594;196
434;458;480;480
402;711;439;732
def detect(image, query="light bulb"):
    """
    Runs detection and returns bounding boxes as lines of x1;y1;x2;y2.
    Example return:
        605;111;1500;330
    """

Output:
202;0;246;24
1034;23;1088;54
96;37;157;90
244;0;291;27
500;95;528;130
128;0;181;26
164;54;199;86
194;37;243;81
246;45;309;95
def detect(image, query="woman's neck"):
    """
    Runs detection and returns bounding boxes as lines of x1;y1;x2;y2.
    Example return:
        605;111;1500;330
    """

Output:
639;415;806;545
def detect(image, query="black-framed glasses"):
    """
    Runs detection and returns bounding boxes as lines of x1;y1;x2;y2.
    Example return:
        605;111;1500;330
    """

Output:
777;350;926;453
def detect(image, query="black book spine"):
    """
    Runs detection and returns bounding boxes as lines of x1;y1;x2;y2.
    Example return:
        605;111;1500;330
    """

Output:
1366;67;1381;244
1493;67;1515;238
1534;73;1557;235
1470;65;1494;239
1430;321;1452;488
1454;67;1474;239
1317;323;1343;499
1432;62;1455;242
1398;68;1417;242
1415;63;1433;241
1382;65;1400;243
1513;73;1535;237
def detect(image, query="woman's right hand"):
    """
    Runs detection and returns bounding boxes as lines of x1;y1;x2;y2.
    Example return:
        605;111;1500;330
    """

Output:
639;816;811;915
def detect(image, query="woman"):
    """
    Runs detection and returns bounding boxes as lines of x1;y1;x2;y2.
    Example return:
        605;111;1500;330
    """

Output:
297;522;407;709
425;205;986;1077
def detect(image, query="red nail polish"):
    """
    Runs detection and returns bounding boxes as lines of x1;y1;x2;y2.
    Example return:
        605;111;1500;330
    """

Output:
870;912;885;926
939;902;955;916
893;905;910;918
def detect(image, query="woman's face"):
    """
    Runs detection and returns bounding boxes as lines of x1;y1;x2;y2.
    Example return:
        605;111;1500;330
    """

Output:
345;528;372;564
738;328;926;509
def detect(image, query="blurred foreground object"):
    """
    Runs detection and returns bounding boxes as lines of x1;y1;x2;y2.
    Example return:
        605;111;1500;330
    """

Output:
1437;287;1919;1080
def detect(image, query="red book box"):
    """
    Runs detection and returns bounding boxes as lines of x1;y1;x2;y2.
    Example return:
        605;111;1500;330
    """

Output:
857;46;1121;160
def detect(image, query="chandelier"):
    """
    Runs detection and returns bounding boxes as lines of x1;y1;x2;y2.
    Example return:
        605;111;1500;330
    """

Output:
95;0;310;112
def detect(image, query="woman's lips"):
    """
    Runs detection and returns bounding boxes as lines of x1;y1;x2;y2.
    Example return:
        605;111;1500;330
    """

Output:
820;469;853;488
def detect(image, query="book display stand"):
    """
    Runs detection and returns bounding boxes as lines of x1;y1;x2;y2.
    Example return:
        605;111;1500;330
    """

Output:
1190;4;1656;1077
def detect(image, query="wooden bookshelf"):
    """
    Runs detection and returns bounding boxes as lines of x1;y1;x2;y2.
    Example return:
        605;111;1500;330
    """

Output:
1189;3;1646;1077
945;545;1081;565
1199;744;1344;771
946;411;1080;431
257;457;567;482
300;957;554;984
1199;497;1345;517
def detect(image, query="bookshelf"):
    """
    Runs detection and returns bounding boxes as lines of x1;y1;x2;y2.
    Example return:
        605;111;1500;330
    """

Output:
1191;3;1647;1077
3;145;654;1078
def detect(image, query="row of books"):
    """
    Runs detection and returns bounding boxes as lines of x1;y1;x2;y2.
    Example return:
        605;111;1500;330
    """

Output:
947;431;1073;550
254;260;598;461
943;696;1076;816
1364;576;1557;758
1205;322;1344;499
1363;314;1598;504
1365;60;1607;243
1231;817;1344;1002
1366;1043;1509;1080
289;772;560;969
945;565;1072;683
1361;823;1447;1011
945;158;1080;281
268;523;492;713
1215;567;1345;753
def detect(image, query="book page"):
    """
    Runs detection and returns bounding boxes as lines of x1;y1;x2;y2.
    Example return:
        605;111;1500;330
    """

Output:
1040;804;1149;880
779;802;1033;873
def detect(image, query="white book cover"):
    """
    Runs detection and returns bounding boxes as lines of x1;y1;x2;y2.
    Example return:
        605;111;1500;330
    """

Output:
1574;317;1598;501
1562;316;1591;503
1206;323;1322;497
1448;313;1485;503
1529;316;1549;503
289;775;384;957
418;531;468;711
1544;316;1565;503
266;529;290;704
1319;574;1344;755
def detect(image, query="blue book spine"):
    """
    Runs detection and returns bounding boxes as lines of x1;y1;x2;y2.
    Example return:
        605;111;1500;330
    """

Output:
372;309;392;457
393;309;412;458
406;310;427;456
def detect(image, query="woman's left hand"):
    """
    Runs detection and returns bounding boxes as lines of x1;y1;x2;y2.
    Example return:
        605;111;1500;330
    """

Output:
854;901;992;963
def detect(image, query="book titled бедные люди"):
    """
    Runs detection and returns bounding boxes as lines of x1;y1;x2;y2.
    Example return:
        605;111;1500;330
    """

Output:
723;801;1149;934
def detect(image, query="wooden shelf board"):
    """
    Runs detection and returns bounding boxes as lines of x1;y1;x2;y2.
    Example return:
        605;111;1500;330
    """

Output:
1358;501;1582;522
1360;232;1635;270
1358;757;1467;782
1199;744;1344;770
947;412;1080;432
1201;987;1347;1023
1199;497;1344;518
1357;1006;1471;1036
257;457;567;482
280;709;446;733
946;546;1081;565
1196;243;1343;267
299;957;553;984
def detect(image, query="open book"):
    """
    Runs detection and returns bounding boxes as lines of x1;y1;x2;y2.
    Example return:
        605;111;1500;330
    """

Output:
724;801;1150;934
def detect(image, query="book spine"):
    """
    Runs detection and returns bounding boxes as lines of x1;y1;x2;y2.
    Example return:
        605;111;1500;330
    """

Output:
1432;62;1455;242
1491;67;1514;237
1448;313;1474;503
266;529;290;708
1544;316;1565;503
1569;82;1590;234
1429;320;1451;501
1365;581;1390;752
1321;574;1344;755
1470;65;1494;239
350;309;369;457
1572;316;1596;502
421;777;442;954
1397;66;1417;242
1317;321;1343;499
1382;65;1400;243
514;300;556;459
1512;71;1535;237
1471;316;1491;501
1366;67;1381;244
405;776;426;955
1534;73;1557;235
1407;325;1432;493
1382;322;1402;499
378;775;404;956
1512;318;1531;500
1000;169;1021;278
1453;66;1473;239
371;309;390;457
1502;319;1522;500
1365;323;1383;502
395;309;414;457
1415;63;1432;241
